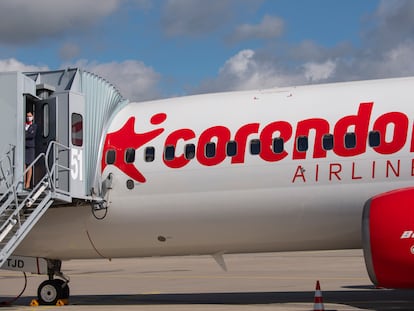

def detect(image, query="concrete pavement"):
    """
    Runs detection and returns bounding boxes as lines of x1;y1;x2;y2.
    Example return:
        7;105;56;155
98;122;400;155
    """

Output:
1;250;413;310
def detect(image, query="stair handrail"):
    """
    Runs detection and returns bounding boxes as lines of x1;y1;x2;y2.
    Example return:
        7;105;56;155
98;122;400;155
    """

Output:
44;141;71;195
0;141;71;219
0;151;48;234
0;151;47;214
0;175;53;265
0;173;50;234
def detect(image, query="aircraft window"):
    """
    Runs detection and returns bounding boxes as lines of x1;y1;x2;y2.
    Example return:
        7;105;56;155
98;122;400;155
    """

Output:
43;104;49;138
345;132;356;149
125;148;135;163
322;134;334;150
250;139;261;155
145;147;155;162
71;113;83;147
273;138;284;154
369;131;380;147
185;144;195;160
205;142;216;158
164;145;175;161
106;150;116;165
226;141;237;157
297;136;308;152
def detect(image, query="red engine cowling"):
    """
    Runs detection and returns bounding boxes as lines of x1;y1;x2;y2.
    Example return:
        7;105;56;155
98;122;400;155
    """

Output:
362;187;414;288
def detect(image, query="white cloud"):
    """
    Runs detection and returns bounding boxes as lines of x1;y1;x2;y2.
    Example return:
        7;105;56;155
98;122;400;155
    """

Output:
161;0;233;37
197;0;414;93
342;40;414;80
59;42;81;61
196;49;307;93
0;0;120;44
303;60;336;82
74;60;161;101
221;49;256;79
0;58;48;72
377;40;414;76
361;0;414;51
328;0;414;82
229;15;284;43
1;0;413;100
386;41;414;66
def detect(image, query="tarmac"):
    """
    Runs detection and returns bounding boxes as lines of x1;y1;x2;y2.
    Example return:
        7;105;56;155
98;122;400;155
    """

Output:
1;249;414;310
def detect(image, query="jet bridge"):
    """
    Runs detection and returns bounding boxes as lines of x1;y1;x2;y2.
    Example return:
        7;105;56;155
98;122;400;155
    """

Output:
0;68;127;266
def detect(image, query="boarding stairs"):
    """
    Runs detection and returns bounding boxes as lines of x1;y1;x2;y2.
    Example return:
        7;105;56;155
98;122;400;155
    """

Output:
0;142;72;266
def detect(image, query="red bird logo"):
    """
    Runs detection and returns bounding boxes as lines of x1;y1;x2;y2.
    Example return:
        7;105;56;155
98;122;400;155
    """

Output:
101;113;167;183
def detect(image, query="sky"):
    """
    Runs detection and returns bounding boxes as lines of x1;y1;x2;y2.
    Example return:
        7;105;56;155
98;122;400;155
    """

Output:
0;0;413;102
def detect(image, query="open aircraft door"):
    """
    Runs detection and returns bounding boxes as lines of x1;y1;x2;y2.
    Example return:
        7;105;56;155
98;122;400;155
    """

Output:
34;92;86;198
33;97;70;193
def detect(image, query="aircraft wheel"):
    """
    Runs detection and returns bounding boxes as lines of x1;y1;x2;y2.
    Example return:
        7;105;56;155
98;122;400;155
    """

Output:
37;280;63;305
55;278;70;299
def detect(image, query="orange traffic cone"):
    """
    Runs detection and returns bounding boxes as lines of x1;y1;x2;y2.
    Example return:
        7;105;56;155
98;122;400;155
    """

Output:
313;280;325;311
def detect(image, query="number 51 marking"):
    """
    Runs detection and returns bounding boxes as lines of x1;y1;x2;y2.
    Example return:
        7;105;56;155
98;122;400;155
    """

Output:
71;148;83;181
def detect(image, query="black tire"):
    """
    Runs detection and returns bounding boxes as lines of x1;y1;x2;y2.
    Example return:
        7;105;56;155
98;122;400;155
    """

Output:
37;280;63;305
54;278;70;299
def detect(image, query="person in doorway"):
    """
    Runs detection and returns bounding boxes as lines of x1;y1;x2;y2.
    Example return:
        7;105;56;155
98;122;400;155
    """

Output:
25;112;37;189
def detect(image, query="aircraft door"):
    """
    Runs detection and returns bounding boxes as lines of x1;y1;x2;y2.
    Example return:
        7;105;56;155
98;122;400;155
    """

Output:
33;97;60;187
34;96;71;193
34;93;85;198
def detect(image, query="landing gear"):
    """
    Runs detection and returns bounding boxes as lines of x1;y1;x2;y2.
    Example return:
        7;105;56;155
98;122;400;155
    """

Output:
37;279;69;305
36;259;70;305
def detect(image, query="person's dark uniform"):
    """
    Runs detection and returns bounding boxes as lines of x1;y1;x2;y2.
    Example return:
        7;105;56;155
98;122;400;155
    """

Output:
25;122;37;165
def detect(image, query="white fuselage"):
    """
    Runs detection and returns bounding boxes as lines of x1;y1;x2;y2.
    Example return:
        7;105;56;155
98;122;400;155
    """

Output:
15;77;414;260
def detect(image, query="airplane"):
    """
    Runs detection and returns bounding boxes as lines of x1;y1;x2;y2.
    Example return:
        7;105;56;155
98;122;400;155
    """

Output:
0;68;413;305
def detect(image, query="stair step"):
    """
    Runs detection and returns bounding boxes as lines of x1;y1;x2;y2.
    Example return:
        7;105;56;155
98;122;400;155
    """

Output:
1;236;12;244
1;190;53;263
